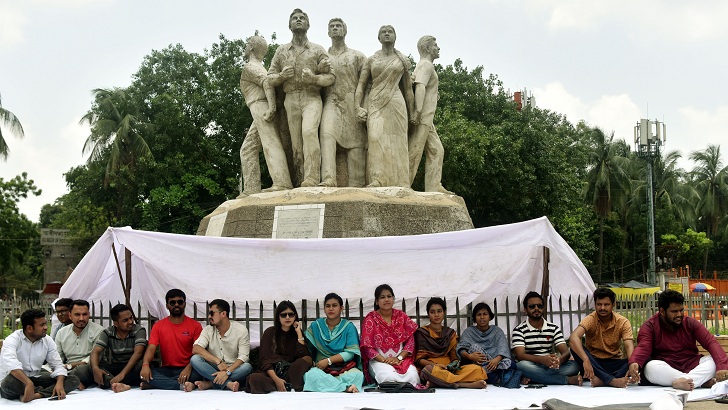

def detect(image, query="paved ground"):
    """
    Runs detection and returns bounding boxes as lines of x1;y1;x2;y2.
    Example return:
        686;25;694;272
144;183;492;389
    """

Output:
690;399;728;409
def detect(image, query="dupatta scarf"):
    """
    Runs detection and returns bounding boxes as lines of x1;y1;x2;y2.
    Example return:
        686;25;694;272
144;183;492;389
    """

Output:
360;309;418;382
305;318;361;368
414;325;458;368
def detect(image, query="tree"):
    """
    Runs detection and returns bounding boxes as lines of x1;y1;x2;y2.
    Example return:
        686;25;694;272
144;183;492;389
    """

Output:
689;144;728;272
583;127;631;283
0;173;42;296
80;87;154;186
0;92;25;160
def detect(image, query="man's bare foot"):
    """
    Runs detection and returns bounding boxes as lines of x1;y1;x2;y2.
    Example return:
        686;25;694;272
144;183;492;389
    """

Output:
672;377;694;391
521;377;531;385
345;384;359;393
78;382;86;391
226;381;240;392
183;381;197;392
703;378;718;389
590;376;604;387
194;380;213;391
608;376;629;388
140;381;152;390
111;382;131;393
456;380;487;389
21;393;43;403
568;375;583;386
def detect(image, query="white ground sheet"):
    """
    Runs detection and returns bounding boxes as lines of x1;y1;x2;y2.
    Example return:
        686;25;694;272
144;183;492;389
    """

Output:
0;383;722;409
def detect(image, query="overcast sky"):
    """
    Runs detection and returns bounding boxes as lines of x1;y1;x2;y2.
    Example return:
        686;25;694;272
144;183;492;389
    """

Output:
2;0;727;223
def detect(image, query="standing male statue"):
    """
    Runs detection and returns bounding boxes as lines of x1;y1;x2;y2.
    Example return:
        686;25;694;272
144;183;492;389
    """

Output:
268;8;334;187
319;18;367;187
408;35;453;194
238;35;293;197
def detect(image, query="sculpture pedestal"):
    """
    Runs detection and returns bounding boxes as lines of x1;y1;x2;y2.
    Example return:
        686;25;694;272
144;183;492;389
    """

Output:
197;187;473;238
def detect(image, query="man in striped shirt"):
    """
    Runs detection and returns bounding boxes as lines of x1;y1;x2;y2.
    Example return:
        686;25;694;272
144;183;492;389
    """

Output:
89;304;147;392
511;291;581;385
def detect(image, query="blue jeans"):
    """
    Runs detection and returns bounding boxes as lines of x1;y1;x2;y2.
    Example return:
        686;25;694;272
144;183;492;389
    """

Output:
570;347;628;385
149;366;201;390
190;354;252;389
516;359;579;385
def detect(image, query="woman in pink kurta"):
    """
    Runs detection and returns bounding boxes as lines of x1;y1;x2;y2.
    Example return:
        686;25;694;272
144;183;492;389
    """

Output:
360;284;419;385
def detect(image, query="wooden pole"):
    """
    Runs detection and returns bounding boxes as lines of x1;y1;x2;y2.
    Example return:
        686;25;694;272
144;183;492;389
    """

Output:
541;246;550;303
125;248;132;308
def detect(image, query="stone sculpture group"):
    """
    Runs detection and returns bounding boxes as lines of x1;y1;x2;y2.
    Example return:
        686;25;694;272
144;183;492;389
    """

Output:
239;8;452;197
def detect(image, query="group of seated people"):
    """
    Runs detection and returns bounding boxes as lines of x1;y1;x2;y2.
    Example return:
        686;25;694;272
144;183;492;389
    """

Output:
2;285;728;402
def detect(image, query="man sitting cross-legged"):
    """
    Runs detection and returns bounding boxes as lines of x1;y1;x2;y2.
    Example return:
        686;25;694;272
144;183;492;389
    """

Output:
55;299;104;389
190;299;253;392
140;288;202;391
628;289;728;391
512;291;581;385
90;303;147;393
569;287;636;388
0;309;79;402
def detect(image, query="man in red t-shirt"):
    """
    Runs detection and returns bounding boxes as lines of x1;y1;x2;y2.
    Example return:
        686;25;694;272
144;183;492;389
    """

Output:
140;289;202;391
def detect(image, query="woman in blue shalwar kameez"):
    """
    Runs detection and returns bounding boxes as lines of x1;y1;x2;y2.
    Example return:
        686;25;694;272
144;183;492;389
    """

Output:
303;293;364;392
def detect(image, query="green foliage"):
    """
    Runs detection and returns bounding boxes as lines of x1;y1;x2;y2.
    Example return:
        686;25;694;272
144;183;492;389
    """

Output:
0;173;42;296
0;93;25;160
661;229;713;270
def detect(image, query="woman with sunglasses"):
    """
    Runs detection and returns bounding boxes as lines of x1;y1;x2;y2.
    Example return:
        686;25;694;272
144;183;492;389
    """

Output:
456;302;516;385
360;284;419;385
303;293;363;393
247;301;312;393
415;297;487;388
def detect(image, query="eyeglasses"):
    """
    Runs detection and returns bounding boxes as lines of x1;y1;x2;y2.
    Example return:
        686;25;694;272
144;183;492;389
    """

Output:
55;309;69;315
168;299;185;306
279;312;296;318
528;304;544;309
208;310;220;316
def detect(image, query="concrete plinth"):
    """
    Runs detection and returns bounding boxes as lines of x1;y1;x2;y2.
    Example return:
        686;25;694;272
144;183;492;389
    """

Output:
197;187;473;238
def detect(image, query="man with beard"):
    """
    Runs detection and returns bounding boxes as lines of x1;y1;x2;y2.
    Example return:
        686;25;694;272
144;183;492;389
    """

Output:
628;289;728;391
55;299;104;389
140;289;202;391
50;298;73;340
0;309;78;402
268;8;334;187
569;287;635;388
319;17;367;188
89;304;147;392
190;299;252;392
511;291;580;385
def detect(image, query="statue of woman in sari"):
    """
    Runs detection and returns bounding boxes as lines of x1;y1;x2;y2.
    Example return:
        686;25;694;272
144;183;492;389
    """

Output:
355;25;415;188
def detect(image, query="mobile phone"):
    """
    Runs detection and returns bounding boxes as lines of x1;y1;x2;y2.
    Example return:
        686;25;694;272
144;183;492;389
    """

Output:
525;383;547;389
48;396;60;401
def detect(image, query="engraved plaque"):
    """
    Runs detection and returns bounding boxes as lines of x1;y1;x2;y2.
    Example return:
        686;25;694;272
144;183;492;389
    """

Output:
272;204;325;239
205;212;228;236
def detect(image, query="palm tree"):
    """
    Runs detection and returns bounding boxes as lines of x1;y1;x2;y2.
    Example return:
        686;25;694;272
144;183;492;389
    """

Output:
80;88;154;185
689;145;728;272
0;93;25;160
636;150;698;227
583;127;631;283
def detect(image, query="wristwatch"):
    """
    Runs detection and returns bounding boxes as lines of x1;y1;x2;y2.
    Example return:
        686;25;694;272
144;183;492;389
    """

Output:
396;355;403;361
225;370;232;376
66;364;73;370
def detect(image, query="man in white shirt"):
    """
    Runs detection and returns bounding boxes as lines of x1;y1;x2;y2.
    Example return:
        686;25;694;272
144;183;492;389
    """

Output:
55;299;104;389
190;299;252;391
50;298;73;340
0;309;78;402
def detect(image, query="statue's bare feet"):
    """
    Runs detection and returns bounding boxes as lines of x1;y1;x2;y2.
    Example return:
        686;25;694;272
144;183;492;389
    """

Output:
194;380;213;391
318;180;336;188
262;185;290;192
299;179;317;187
433;185;455;195
672;377;694;391
111;382;131;393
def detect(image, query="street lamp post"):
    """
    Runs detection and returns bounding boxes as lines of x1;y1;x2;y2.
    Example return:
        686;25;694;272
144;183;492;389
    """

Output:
634;119;666;286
